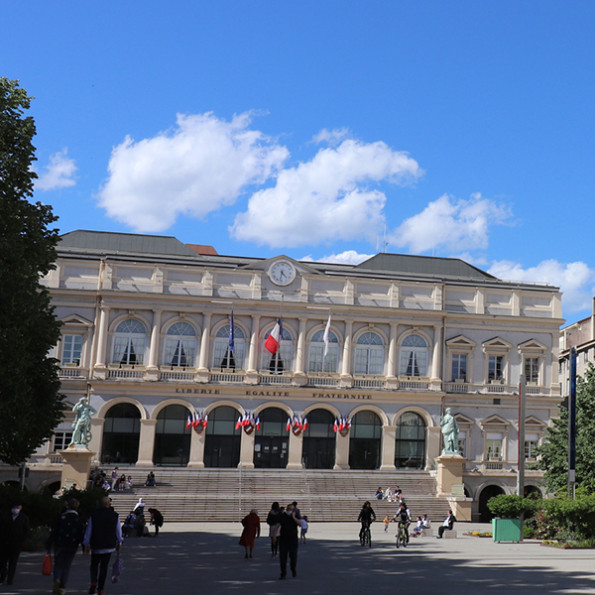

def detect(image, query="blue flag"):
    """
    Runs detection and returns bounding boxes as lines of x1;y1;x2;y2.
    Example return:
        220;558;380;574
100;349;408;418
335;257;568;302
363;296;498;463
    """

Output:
229;310;235;354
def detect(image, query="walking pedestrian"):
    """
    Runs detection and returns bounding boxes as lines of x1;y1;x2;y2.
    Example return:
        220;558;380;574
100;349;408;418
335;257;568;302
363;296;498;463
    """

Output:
239;509;260;558
266;502;281;558
46;498;84;595
0;501;30;586
83;496;123;595
278;502;301;580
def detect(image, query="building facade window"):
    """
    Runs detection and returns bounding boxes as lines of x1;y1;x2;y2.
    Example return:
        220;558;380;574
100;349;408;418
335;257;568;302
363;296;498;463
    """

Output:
524;433;539;460
213;324;246;370
524;357;539;384
52;431;73;452
399;334;428;377
262;326;294;374
395;412;426;469
308;329;339;373
451;353;467;382
486;432;503;461
163;322;198;367
488;355;504;382
62;334;83;365
112;319;147;365
354;331;385;375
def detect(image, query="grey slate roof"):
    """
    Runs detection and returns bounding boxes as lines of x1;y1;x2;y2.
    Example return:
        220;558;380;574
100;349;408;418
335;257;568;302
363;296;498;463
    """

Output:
59;230;199;258
356;253;496;281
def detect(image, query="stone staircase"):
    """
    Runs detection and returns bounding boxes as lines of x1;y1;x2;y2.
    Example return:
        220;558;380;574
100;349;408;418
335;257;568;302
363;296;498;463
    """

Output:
107;467;451;523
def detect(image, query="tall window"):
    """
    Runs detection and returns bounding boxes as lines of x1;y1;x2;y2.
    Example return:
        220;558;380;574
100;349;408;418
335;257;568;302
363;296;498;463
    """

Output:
62;335;83;365
112;319;147;365
164;322;197;367
213;324;246;370
486;432;503;460
488;355;504;381
354;332;385;375
451;353;467;381
262;327;294;373
524;357;539;384
308;329;339;373
399;334;428;377
525;434;539;460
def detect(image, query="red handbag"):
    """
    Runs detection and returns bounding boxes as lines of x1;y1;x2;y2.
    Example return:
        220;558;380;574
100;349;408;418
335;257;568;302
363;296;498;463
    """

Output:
42;554;52;575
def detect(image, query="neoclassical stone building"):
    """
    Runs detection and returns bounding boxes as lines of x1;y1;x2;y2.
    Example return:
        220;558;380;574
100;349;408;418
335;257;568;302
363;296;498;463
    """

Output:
27;230;562;518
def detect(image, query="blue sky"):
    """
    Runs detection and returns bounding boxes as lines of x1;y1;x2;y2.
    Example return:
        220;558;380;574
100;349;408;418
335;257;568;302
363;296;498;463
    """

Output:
3;1;595;322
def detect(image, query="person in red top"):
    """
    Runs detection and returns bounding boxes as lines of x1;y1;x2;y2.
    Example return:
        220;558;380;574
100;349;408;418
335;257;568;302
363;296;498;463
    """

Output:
239;509;261;558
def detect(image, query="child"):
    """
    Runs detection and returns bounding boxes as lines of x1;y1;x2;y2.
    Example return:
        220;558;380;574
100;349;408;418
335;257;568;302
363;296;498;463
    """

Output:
411;516;424;537
300;516;308;543
383;515;390;532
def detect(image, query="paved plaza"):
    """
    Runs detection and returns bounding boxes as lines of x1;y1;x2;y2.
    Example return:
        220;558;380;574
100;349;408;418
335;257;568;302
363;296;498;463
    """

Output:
4;522;595;594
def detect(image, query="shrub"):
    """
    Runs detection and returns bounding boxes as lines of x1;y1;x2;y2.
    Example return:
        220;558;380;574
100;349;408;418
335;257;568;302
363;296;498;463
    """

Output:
487;494;538;518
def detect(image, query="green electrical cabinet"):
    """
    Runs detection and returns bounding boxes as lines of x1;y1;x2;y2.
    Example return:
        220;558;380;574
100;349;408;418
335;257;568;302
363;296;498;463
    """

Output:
492;518;522;542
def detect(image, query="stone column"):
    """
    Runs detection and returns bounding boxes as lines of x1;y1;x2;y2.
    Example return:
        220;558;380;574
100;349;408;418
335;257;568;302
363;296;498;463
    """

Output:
380;424;397;470
146;310;162;381
340;320;353;387
136;419;157;465
188;427;205;468
197;312;211;382
430;324;443;391
287;431;303;469
238;429;255;469
293;318;307;386
246;315;261;384
334;431;350;469
94;304;109;379
386;323;398;389
426;426;441;470
88;417;104;465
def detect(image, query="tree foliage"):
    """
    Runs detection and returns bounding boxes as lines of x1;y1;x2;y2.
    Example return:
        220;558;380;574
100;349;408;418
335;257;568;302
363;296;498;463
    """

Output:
537;362;595;494
0;78;64;465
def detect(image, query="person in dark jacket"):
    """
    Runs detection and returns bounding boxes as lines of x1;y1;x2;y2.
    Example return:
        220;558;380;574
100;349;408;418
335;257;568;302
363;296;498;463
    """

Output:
47;498;85;595
148;508;164;537
278;502;301;580
83;496;123;595
0;501;30;586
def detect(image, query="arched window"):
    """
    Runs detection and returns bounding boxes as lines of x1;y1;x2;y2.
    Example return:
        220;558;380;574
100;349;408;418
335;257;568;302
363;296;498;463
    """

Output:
354;331;385;375
399;334;428;377
308;329;339;373
349;410;382;469
204;406;241;468
101;403;141;464
213;324;246;370
112;319;147;365
164;322;198;367
262;326;294;374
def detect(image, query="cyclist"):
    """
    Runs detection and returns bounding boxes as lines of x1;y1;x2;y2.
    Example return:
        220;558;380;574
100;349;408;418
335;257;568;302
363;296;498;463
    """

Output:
393;501;412;544
357;501;376;545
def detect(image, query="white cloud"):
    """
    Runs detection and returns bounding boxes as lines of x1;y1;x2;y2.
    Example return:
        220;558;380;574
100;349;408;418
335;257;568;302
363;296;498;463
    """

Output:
98;112;289;232
488;259;595;315
35;149;76;191
390;193;511;254
301;250;374;265
231;139;423;248
311;128;349;146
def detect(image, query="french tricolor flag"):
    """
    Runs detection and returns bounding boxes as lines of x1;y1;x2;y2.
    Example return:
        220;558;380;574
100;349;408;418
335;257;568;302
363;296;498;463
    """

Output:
265;319;282;354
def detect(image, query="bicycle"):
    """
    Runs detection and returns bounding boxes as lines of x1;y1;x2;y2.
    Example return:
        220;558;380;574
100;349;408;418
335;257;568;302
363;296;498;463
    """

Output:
395;521;409;548
359;521;372;547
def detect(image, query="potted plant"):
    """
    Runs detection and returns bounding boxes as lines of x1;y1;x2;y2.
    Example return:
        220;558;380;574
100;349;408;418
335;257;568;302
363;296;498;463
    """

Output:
487;494;528;543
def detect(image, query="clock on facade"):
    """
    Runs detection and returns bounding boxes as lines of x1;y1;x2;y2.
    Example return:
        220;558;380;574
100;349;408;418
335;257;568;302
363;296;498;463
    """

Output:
268;260;296;286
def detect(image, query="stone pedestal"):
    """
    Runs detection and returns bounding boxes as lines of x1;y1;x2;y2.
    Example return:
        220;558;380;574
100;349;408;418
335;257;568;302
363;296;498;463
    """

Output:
60;447;95;490
436;454;465;497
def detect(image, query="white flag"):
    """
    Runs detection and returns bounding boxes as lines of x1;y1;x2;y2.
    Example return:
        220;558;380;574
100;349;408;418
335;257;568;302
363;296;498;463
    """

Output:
323;313;332;357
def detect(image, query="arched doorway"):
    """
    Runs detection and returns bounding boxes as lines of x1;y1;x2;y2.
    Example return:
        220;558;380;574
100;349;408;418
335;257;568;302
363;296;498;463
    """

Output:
302;409;336;469
395;412;426;469
254;408;288;468
101;403;141;464
349;410;382;469
153;405;191;466
524;485;541;499
204;406;241;467
478;484;505;521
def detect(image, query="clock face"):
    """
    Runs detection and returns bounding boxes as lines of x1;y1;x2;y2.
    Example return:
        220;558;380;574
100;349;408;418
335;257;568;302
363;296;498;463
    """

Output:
269;260;296;286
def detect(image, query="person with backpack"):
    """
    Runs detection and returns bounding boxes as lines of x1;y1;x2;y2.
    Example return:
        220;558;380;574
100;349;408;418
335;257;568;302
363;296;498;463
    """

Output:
148;508;164;537
46;498;85;595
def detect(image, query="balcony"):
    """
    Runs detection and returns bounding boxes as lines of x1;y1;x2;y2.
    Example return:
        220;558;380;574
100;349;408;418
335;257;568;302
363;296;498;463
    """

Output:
106;365;145;380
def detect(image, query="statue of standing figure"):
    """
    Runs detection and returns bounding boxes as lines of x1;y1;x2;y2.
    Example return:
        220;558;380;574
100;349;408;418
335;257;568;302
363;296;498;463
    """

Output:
69;397;97;447
440;407;460;455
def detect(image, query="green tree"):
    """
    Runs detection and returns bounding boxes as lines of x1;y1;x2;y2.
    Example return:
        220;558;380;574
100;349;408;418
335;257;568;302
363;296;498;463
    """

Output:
537;362;595;493
0;78;64;466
